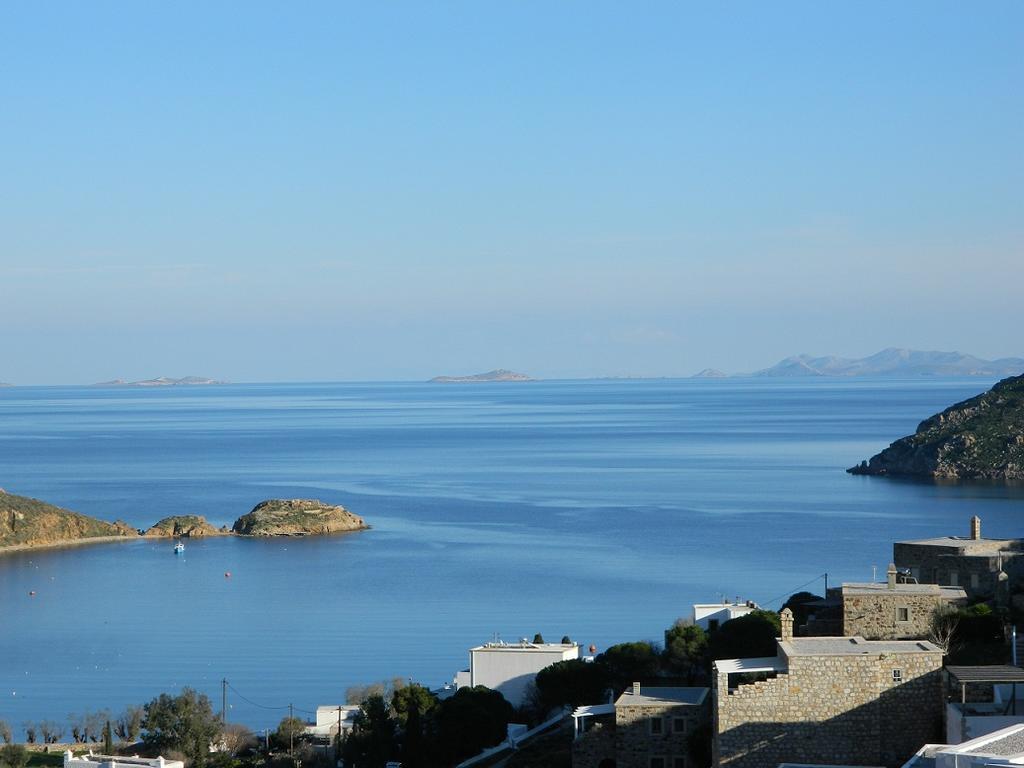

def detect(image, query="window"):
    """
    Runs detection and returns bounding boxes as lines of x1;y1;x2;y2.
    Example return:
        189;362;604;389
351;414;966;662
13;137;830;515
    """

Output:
649;759;666;768
949;571;959;586
672;717;687;734
896;606;910;622
650;718;664;735
971;573;980;589
892;669;903;683
674;759;687;768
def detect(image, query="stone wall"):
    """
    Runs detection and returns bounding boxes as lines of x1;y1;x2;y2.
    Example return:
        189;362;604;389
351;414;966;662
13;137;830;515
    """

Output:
615;700;707;768
842;592;951;640
572;722;615;768
715;651;943;768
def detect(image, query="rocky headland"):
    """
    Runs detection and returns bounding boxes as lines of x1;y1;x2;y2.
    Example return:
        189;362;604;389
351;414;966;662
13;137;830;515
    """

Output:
431;369;534;382
848;373;1024;480
232;499;368;536
145;515;228;538
0;490;136;550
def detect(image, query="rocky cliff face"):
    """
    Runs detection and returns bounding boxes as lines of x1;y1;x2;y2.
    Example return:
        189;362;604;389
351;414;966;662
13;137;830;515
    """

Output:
0;490;139;548
232;499;367;536
849;374;1024;480
145;515;226;537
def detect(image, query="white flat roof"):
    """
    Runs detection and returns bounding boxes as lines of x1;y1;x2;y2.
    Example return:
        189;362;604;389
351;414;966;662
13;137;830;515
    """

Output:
780;637;941;656
714;656;786;674
470;642;577;652
615;687;708;707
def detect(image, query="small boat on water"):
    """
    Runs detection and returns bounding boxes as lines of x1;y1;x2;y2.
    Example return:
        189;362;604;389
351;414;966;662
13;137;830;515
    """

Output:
173;541;185;554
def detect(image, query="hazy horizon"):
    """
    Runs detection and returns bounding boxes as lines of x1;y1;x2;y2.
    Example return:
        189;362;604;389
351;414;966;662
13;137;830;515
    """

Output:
2;2;1021;385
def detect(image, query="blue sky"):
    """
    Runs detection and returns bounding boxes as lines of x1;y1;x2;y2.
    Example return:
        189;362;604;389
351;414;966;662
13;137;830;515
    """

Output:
1;2;1021;383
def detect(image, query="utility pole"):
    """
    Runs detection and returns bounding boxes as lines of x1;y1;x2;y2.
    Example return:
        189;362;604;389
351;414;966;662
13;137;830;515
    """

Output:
336;705;342;763
222;679;228;726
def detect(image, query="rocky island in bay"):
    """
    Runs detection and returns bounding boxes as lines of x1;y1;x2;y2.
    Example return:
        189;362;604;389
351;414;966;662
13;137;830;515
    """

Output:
145;515;229;537
0;490;366;552
231;498;368;536
849;373;1024;480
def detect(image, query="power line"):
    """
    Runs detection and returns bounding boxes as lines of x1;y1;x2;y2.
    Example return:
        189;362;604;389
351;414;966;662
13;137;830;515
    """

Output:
224;681;315;715
759;573;828;609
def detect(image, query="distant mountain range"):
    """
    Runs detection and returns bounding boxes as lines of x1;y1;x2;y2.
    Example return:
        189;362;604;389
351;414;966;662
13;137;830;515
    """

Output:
431;369;534;383
693;349;1024;379
92;376;227;387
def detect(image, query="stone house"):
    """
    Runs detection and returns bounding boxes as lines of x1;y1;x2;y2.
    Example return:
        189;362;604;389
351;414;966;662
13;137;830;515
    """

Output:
713;609;944;768
573;683;710;768
894;516;1024;601
805;564;967;639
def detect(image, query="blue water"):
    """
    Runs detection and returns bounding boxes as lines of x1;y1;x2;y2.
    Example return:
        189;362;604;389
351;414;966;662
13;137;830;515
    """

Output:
1;378;1022;733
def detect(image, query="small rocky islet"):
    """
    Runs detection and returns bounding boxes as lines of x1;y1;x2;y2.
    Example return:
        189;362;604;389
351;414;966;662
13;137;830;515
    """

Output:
849;372;1024;481
0;490;367;551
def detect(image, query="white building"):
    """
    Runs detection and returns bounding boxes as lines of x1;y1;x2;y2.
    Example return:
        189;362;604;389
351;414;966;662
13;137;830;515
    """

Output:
692;600;758;631
905;723;1024;768
65;753;184;768
456;638;579;707
304;704;361;740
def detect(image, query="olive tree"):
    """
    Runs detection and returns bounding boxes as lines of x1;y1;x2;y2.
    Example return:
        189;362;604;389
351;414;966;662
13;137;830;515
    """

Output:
142;688;221;768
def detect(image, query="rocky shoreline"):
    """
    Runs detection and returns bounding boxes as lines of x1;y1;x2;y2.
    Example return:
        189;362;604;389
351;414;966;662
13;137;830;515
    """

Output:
0;491;368;554
849;373;1024;480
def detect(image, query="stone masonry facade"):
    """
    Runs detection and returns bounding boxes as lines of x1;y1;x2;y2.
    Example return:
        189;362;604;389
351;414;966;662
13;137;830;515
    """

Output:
573;691;710;768
714;629;943;768
615;700;708;768
841;589;965;640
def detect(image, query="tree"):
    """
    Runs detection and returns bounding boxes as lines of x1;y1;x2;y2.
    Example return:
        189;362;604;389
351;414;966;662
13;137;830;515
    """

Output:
400;696;425;768
340;694;397;768
116;706;144;743
142;688;222;768
433;686;513;765
22;723;36;745
104;719;114;754
532;633;545;644
929;605;961;655
220;724;256;756
534;659;612;711
708;611;780;660
273;716;306;753
663;621;709;683
0;721;10;745
391;683;437;727
780;592;823;629
594;641;662;692
39;720;64;744
0;744;28;768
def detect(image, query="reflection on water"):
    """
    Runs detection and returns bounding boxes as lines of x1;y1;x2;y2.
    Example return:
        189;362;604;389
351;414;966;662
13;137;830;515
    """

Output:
1;378;1022;732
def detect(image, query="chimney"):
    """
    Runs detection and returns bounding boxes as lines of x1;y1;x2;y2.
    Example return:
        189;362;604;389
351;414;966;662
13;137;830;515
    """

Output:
887;563;897;590
632;681;641;696
780;608;794;641
971;515;981;540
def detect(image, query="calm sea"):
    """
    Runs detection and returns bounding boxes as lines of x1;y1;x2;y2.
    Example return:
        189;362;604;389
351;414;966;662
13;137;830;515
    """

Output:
1;378;1022;734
